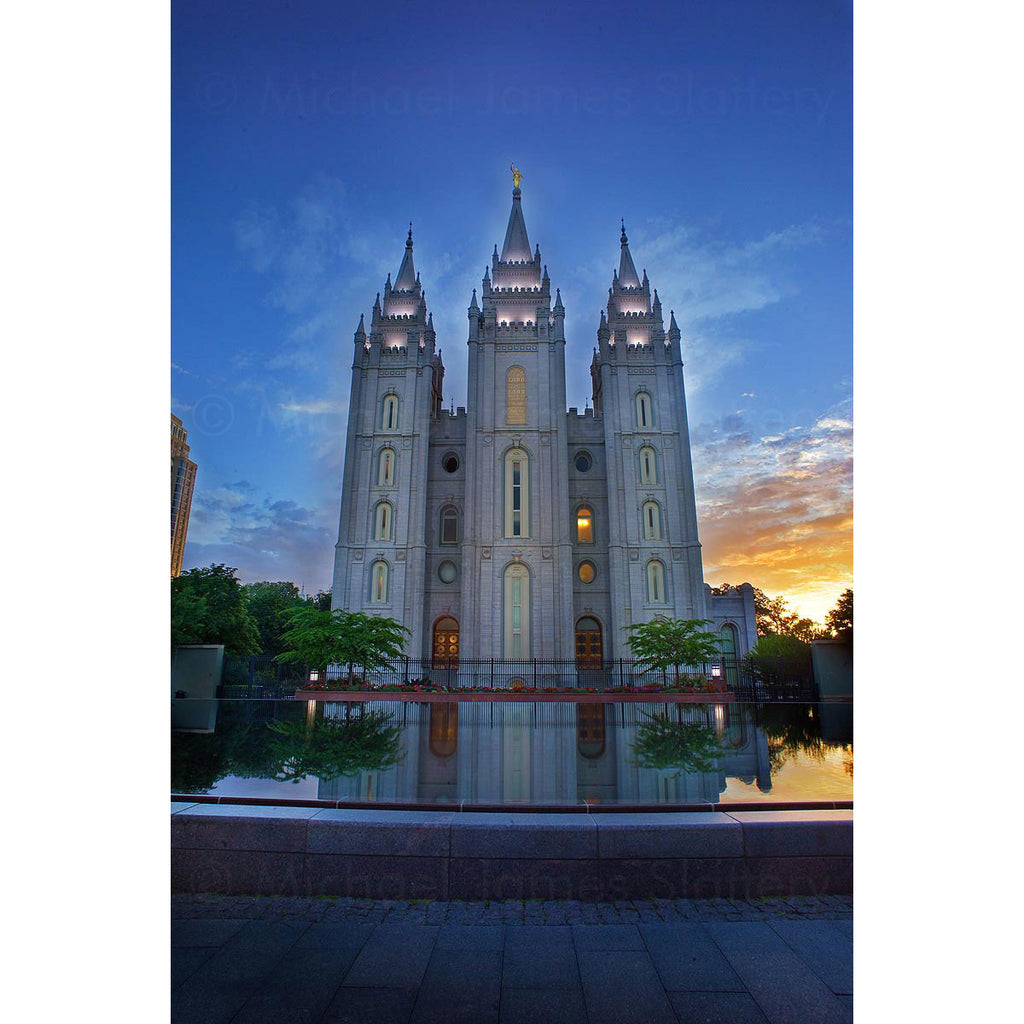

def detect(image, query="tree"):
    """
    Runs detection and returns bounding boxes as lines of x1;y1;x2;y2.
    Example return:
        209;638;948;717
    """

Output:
278;606;410;683
710;583;826;640
825;589;853;641
305;589;332;612
632;713;722;776
744;633;813;692
626;616;724;686
243;580;302;658
171;564;261;655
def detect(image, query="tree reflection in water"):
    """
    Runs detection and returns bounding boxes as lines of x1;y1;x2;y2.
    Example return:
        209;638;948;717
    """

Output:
631;711;722;777
171;702;403;793
754;702;853;775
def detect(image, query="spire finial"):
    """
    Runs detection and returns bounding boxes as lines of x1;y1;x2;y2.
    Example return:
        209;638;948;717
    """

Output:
621;219;627;244
510;162;523;190
407;222;413;247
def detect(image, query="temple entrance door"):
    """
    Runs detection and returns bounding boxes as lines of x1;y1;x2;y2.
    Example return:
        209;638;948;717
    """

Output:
432;617;459;682
575;617;604;687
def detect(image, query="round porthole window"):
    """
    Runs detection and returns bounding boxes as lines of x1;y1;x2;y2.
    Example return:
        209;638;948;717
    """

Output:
442;453;459;473
438;560;457;584
578;561;596;584
574;451;592;473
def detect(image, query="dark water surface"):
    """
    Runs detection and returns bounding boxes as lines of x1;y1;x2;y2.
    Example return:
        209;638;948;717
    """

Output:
171;699;852;807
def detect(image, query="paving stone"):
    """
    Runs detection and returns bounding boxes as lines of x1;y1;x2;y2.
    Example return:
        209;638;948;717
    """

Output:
499;986;588;1024
768;918;853;994
410;949;502;1023
342;924;439;989
171;920;310;1024
502;926;579;991
668;990;769;1022
229;947;362;1024
576;950;676;1024
435;925;505;950
572;924;644;950
171;918;249;948
170;947;216;991
321;986;417;1024
640;923;746;991
294;921;375;951
705;921;852;1024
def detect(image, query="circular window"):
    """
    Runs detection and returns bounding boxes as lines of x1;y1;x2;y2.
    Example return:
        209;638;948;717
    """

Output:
574;451;592;473
578;561;596;584
438;560;457;584
442;453;459;473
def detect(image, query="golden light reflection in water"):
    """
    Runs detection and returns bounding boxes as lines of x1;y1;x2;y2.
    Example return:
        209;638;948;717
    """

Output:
721;744;853;803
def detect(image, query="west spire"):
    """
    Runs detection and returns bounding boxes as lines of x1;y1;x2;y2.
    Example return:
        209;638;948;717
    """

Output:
500;187;532;262
394;223;417;290
618;220;640;288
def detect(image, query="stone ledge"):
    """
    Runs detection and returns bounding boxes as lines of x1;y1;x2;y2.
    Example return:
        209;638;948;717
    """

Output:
171;806;852;898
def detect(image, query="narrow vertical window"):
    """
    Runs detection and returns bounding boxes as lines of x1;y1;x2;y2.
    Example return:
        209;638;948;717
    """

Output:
642;501;661;540
506;366;526;424
636;391;653;428
440;506;458;545
378;448;395;486
646;560;665;603
576;506;593;544
504;448;529;538
639;446;657;485
504;564;530;658
382;394;399;431
374;502;392;541
370;561;389;603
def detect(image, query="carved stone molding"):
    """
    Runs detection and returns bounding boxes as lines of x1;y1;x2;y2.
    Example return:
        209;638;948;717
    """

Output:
396;549;407;561
628;548;639;561
542;547;552;559
672;548;684;561
353;551;364;561
481;547;492;559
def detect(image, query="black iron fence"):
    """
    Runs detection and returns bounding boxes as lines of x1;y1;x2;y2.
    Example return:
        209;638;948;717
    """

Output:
219;654;817;701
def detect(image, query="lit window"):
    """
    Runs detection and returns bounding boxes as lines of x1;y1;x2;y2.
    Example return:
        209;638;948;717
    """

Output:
374;502;392;541
378;448;395;486
635;391;653;428
646;560;665;603
370;561;389;603
506;366;526;425
639;446;657;485
504;563;530;657
642;501;661;540
382;394;399;431
578;561;596;584
577;506;593;544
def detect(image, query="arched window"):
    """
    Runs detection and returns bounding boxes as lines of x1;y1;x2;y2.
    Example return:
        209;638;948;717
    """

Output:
639;446;658;485
504;448;530;538
720;623;739;689
646;560;665;603
635;391;653;428
374;501;392;541
381;394;399;431
506;366;526;425
440;505;458;545
377;447;395;487
428;703;458;757
370;560;389;603
642;501;662;540
576;506;594;544
577;704;606;759
503;563;530;658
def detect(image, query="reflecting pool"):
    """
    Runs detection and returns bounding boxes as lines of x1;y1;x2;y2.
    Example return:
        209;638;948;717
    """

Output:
171;699;852;807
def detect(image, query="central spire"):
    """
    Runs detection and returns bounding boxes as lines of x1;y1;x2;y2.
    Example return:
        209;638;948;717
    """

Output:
500;186;532;263
394;222;417;290
618;220;641;288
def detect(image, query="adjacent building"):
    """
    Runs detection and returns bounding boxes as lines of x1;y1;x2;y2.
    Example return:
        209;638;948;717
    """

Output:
171;413;198;577
331;176;756;664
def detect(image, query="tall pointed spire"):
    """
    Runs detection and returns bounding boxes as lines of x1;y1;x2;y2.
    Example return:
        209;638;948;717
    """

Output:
394;222;417;290
618;220;640;287
500;187;532;262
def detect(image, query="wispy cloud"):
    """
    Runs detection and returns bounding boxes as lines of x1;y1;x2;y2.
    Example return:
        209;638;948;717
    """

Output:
694;396;852;621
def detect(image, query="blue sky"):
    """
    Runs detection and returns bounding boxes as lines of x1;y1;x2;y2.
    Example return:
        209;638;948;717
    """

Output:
172;0;852;620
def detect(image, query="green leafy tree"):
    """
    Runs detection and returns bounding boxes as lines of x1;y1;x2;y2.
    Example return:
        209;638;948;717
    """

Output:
171;564;261;655
243;581;302;658
278;606;409;683
632;712;722;776
825;588;853;640
744;633;813;691
305;589;333;612
626;616;724;686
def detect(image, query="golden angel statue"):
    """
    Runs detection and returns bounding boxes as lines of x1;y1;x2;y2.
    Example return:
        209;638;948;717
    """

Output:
510;163;523;189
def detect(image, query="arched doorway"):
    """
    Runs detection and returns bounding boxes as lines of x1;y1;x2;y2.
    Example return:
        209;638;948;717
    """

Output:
575;616;603;669
432;616;460;669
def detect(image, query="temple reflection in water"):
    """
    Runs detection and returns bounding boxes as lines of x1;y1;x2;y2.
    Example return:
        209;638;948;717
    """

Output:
317;701;786;806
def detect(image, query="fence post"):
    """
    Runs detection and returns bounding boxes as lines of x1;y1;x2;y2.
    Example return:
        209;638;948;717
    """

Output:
619;658;624;689
533;658;537;689
403;656;408;686
247;655;255;700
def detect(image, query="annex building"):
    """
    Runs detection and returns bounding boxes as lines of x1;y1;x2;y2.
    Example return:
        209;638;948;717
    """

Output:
331;174;756;667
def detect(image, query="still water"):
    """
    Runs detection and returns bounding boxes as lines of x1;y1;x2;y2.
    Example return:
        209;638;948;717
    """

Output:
171;699;852;808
